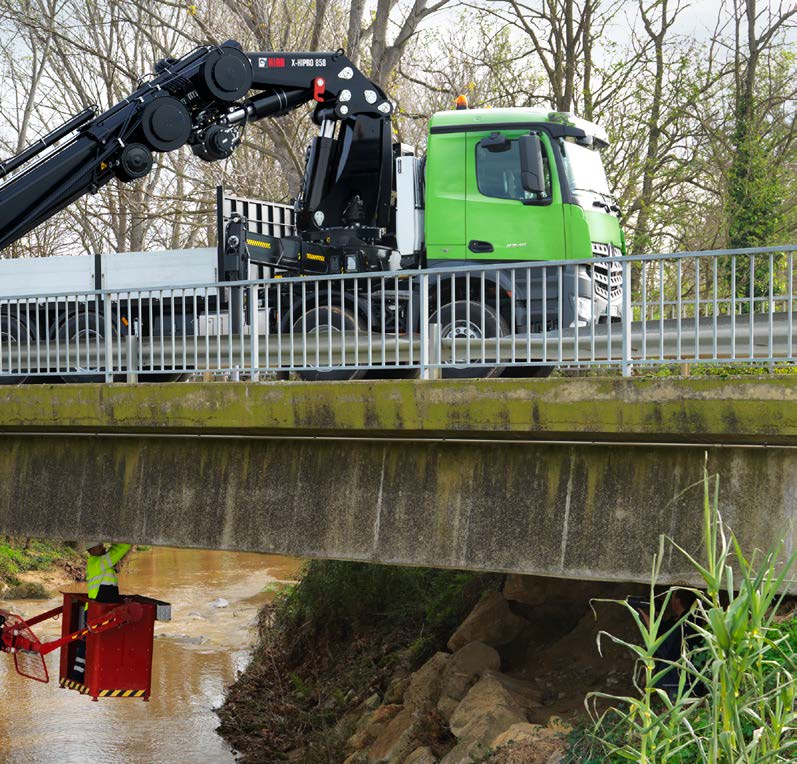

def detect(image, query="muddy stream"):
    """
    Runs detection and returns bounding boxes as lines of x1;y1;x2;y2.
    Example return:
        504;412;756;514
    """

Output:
0;547;301;763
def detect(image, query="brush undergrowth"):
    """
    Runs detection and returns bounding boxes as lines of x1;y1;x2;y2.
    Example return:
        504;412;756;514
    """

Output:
275;559;499;663
0;539;82;593
571;460;797;763
218;560;500;762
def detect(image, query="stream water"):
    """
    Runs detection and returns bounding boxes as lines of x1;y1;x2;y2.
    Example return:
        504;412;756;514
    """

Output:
0;547;301;763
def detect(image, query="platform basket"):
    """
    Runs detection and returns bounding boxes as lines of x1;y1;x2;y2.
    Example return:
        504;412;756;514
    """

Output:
0;610;49;683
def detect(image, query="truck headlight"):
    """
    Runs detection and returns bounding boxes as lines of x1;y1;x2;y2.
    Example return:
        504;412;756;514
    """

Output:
572;296;597;322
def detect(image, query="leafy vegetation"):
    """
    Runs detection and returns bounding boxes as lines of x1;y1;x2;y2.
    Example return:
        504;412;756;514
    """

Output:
569;461;797;763
276;560;500;664
638;363;797;379
0;539;83;594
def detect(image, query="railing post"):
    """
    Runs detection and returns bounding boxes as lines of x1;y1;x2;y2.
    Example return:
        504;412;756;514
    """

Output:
621;259;632;377
419;273;430;380
125;335;138;383
103;293;113;383
249;285;259;382
428;322;442;380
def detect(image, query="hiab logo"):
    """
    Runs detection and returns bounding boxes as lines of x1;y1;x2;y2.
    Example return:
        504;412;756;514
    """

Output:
258;57;286;68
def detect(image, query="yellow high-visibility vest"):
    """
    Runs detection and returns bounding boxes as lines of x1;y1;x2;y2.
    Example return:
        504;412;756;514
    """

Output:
86;543;132;599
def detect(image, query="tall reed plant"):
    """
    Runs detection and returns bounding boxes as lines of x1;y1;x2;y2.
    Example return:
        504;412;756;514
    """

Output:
581;458;797;763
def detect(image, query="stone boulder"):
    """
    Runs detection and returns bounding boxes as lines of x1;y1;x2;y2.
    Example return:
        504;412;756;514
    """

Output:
502;574;551;607
403;746;438;764
447;592;527;652
364;653;450;763
367;708;423;764
347;705;403;751
482;670;541;711
385;675;411;704
404;652;449;710
490;722;566;764
448;673;528;742
440;641;500;702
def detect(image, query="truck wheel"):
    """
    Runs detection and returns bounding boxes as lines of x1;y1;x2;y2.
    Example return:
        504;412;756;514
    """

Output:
292;305;368;381
501;366;553;378
142;372;192;383
430;300;507;379
58;313;119;383
0;315;30;385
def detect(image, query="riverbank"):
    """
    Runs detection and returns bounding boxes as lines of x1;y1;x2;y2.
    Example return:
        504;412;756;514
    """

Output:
218;559;797;763
217;562;655;763
0;538;84;598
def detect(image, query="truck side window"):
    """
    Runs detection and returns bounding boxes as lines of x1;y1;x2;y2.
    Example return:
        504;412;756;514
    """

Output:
476;138;551;202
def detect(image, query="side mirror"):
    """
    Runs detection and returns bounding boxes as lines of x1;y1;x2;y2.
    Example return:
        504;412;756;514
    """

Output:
479;132;510;153
519;134;545;195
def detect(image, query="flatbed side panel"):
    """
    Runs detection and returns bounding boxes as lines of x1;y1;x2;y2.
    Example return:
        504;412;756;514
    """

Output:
0;255;94;298
100;248;218;294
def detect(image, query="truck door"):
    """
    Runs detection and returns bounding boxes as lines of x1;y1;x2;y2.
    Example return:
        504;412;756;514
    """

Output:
465;131;565;262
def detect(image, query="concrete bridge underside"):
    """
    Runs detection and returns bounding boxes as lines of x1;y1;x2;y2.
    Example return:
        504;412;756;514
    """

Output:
0;377;794;589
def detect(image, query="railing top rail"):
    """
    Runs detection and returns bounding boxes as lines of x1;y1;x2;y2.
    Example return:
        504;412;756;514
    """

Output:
0;244;794;303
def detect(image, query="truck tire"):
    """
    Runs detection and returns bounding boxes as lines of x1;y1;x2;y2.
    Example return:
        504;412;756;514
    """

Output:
292;304;368;381
58;313;119;383
0;314;30;385
501;366;553;378
430;300;507;379
142;372;192;383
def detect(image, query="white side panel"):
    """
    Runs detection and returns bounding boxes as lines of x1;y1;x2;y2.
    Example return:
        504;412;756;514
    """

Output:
395;157;424;256
100;248;218;293
0;255;94;297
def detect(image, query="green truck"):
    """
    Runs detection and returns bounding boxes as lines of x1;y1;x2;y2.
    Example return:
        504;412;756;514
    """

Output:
224;104;625;378
0;42;624;381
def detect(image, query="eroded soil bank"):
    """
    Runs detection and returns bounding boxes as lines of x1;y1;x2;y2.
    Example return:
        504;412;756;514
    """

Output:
218;563;648;763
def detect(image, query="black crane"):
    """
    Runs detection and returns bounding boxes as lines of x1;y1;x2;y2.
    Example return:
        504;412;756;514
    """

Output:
0;40;393;253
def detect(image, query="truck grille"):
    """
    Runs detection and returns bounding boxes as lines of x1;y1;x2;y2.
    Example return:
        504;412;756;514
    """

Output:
590;241;623;300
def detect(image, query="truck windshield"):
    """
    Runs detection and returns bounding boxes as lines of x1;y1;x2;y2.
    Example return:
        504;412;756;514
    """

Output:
560;140;611;197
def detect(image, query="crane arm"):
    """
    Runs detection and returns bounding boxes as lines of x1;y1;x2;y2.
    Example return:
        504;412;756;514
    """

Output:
0;41;393;252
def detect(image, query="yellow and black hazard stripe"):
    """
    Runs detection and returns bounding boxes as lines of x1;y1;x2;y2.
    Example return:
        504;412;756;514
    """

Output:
60;677;146;698
246;238;271;249
97;688;147;698
60;678;90;694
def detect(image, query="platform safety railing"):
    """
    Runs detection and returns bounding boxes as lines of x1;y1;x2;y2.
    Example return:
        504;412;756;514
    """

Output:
0;245;794;382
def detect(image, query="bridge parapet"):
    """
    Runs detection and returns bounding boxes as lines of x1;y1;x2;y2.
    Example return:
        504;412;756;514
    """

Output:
0;376;794;443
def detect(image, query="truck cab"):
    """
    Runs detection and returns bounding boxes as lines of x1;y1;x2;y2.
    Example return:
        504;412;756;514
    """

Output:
424;107;624;266
392;107;623;332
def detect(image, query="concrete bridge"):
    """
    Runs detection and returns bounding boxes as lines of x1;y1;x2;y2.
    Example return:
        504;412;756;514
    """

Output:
0;377;794;589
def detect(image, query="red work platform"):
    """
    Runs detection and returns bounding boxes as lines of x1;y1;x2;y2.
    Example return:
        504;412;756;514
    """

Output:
58;592;170;701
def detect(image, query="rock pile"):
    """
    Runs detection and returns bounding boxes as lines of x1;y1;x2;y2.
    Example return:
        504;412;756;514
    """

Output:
339;573;645;764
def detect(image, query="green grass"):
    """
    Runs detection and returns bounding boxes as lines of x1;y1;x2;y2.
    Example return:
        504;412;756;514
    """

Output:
638;362;796;378
0;539;81;589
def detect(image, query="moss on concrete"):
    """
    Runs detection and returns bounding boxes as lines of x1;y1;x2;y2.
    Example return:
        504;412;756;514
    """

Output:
0;376;793;445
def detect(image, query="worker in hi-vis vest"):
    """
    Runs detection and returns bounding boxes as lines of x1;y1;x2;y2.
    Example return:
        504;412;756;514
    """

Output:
86;542;132;603
71;542;132;683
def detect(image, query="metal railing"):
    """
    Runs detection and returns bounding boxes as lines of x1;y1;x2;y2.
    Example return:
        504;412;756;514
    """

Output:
0;246;794;382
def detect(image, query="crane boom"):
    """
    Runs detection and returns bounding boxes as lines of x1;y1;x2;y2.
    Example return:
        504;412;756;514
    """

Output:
0;40;393;252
